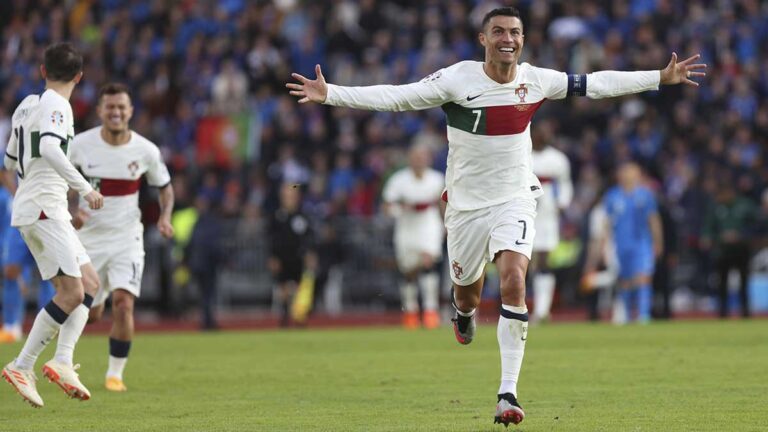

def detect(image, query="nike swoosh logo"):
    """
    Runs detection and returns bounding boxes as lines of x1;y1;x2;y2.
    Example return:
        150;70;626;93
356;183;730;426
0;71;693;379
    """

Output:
466;94;483;101
87;164;99;169
515;240;527;245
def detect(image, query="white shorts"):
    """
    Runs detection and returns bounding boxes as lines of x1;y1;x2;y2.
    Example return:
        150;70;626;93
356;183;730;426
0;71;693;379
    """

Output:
444;198;537;286
19;219;91;280
394;223;444;273
533;212;559;252
79;231;145;306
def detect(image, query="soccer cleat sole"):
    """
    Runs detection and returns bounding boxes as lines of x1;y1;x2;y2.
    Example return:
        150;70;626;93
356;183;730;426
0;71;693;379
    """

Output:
42;365;90;401
2;369;42;408
494;407;525;427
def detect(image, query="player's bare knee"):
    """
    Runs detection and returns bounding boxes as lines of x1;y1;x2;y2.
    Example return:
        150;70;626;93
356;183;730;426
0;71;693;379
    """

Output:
61;289;85;311
112;292;135;317
88;305;104;324
3;265;21;280
499;268;526;305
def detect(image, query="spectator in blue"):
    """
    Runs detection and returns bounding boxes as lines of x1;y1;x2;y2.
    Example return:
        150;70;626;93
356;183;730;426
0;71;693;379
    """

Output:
603;162;663;323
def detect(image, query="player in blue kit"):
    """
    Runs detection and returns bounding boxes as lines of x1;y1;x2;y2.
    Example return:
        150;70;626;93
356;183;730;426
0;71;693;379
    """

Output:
0;181;56;343
603;162;662;323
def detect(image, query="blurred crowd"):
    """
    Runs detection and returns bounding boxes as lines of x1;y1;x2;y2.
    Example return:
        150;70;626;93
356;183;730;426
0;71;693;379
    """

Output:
1;0;768;314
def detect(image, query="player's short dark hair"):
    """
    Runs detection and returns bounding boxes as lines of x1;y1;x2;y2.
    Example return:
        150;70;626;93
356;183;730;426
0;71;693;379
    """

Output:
97;82;131;102
43;42;83;82
481;7;523;31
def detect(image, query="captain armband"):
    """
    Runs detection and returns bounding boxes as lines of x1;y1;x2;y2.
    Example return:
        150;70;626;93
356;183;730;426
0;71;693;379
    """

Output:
567;74;587;97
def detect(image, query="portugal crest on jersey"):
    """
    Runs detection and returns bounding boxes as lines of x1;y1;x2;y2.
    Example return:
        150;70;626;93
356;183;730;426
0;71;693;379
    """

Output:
515;84;527;103
128;160;139;176
451;260;464;279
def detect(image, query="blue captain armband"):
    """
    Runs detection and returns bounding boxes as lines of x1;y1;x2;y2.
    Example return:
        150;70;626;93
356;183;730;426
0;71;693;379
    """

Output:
567;74;587;96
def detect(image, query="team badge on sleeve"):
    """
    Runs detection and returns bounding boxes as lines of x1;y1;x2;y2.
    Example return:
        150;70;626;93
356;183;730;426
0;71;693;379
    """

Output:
421;71;443;83
51;110;64;125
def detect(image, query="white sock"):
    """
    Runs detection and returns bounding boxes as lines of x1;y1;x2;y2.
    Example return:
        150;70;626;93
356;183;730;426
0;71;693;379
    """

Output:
54;304;89;366
107;356;128;380
400;281;418;312
15;308;64;370
533;273;556;319
418;272;440;312
497;304;528;397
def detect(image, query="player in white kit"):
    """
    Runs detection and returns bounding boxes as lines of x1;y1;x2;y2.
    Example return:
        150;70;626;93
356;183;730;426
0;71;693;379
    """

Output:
70;83;174;392
382;144;445;329
2;43;104;408
530;130;573;322
287;7;706;426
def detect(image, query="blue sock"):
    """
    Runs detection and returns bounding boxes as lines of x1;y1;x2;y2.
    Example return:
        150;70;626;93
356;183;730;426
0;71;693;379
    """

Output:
637;283;652;321
38;280;55;311
2;278;23;327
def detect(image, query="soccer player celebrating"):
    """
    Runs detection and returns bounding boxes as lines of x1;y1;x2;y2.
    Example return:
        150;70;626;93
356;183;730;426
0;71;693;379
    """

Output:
287;7;705;426
530;126;573;322
70;83;174;392
382;144;445;329
2;42;104;408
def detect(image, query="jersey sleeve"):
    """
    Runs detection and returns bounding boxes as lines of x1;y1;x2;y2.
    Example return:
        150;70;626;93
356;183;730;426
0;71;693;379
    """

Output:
530;64;660;100
325;65;461;111
38;97;71;143
382;172;402;203
39;135;93;196
643;188;659;216
145;145;171;187
528;65;570;100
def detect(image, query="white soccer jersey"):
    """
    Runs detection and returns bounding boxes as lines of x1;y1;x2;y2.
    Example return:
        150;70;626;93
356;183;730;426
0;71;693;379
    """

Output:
383;167;445;255
70;126;170;235
5;90;92;226
325;61;659;211
532;146;573;216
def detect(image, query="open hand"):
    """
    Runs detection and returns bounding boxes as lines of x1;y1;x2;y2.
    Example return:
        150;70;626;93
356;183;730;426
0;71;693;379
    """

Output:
660;53;707;86
286;64;328;104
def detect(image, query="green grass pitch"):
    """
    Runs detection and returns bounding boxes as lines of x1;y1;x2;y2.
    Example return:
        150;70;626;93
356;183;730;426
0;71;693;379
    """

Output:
0;320;766;431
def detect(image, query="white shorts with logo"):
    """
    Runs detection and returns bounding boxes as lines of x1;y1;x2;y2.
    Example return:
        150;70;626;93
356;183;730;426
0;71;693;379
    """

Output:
79;229;145;306
444;198;537;286
19;219;91;280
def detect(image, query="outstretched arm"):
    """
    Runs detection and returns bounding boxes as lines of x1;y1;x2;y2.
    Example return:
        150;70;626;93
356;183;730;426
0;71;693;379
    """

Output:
589;53;706;98
544;53;707;100
287;64;454;112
